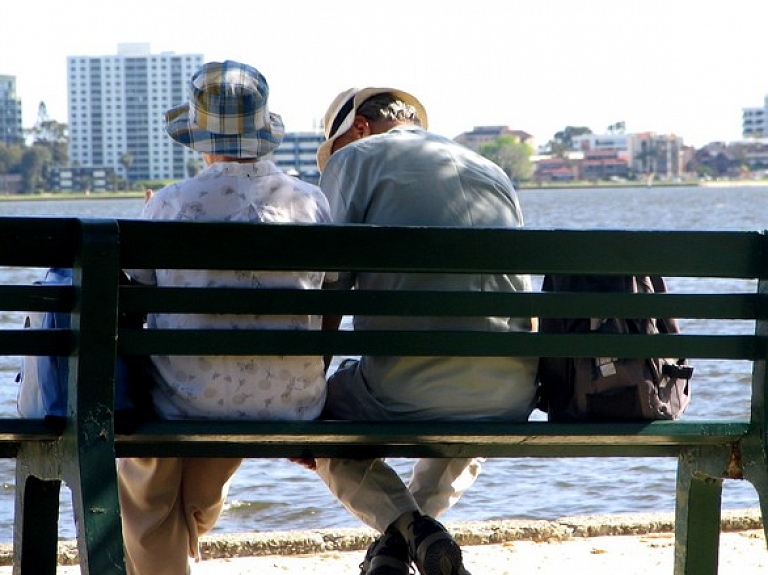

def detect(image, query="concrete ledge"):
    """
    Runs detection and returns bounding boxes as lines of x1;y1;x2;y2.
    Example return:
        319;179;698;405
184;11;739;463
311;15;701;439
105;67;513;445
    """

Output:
195;508;763;559
0;508;762;566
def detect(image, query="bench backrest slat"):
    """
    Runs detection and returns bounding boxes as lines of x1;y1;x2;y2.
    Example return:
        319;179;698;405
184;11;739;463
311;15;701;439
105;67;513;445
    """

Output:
0;217;78;267
117;329;762;361
117;220;768;279
119;287;763;320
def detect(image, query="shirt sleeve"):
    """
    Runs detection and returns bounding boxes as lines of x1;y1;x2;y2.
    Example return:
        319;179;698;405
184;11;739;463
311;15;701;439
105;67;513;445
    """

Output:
319;150;367;224
319;153;365;288
124;191;162;286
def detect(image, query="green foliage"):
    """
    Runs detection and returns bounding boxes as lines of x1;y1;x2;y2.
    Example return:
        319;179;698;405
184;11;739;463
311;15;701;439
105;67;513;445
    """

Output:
547;126;593;156
20;147;53;192
108;172;122;191
2;102;68;192
0;145;24;174
119;152;134;171
27;103;68;168
478;135;534;182
634;140;662;174
135;179;176;192
186;157;203;178
28;121;68;166
79;173;94;192
120;152;134;188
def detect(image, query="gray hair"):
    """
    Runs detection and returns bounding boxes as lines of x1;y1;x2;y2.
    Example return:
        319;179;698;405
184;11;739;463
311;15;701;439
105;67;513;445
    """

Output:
357;93;423;126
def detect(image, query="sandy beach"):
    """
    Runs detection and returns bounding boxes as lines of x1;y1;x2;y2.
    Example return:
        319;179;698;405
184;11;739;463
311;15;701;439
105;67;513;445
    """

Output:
0;510;763;574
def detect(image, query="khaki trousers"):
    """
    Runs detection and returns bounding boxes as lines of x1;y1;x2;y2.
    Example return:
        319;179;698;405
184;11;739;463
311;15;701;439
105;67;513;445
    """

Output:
117;457;242;575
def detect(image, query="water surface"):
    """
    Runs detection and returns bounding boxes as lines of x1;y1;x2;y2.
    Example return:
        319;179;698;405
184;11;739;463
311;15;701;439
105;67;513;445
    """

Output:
0;186;764;540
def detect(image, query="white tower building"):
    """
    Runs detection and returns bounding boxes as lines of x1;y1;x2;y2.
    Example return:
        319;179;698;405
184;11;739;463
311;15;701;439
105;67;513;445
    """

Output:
743;98;768;139
67;44;203;183
0;75;23;145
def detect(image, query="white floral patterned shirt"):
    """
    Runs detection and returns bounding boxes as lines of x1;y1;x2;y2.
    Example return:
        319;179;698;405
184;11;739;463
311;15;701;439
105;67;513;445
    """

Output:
129;160;330;420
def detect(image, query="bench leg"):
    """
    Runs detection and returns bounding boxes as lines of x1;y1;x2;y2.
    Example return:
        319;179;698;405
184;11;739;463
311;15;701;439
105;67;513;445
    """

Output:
66;219;127;574
674;447;724;575
64;452;127;574
13;476;60;575
740;435;768;546
14;443;63;575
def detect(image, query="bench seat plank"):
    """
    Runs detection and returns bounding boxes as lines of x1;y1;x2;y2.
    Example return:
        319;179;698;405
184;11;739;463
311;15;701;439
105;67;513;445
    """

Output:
114;420;750;459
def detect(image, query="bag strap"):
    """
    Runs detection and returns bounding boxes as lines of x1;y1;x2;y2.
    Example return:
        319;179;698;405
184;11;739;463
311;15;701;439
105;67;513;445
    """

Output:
638;277;688;370
635;275;680;335
649;275;667;294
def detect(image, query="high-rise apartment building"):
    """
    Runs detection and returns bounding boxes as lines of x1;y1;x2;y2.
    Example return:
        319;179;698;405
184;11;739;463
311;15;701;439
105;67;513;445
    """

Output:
67;44;203;183
0;75;23;145
743;96;768;139
272;131;324;183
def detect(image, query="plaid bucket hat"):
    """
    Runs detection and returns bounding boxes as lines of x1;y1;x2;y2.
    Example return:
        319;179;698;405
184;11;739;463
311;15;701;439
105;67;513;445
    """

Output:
316;87;428;172
165;60;284;158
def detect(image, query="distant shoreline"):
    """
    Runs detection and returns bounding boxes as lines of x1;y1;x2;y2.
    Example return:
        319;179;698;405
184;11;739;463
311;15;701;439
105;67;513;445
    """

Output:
0;191;145;202
0;180;766;202
518;179;768;191
697;180;768;188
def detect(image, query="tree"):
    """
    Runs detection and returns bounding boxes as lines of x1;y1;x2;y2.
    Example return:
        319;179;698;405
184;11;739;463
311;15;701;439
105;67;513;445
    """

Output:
0;145;24;174
687;145;736;178
634;140;659;175
546;126;592;157
79;174;93;193
120;152;134;189
108;171;121;191
693;164;714;179
27;102;68;167
478;135;534;183
20;147;52;192
186;157;203;178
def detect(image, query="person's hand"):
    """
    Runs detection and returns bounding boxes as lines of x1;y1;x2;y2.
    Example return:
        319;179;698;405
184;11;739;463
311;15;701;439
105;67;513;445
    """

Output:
144;189;154;203
288;456;317;471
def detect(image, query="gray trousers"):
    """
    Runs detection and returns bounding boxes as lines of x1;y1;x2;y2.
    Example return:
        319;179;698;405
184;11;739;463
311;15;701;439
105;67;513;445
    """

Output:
314;361;483;533
315;456;482;533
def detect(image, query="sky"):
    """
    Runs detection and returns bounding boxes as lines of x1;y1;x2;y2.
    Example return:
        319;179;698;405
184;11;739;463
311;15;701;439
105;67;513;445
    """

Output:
2;0;766;148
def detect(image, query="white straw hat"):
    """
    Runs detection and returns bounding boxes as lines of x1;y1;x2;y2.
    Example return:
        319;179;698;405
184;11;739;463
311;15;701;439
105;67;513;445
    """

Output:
316;87;428;171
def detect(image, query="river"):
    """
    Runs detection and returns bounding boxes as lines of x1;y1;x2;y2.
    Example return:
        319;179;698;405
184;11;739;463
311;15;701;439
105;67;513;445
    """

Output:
0;184;764;540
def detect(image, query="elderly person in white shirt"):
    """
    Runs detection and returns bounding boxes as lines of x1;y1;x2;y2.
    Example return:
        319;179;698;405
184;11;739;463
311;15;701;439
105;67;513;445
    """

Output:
117;60;331;575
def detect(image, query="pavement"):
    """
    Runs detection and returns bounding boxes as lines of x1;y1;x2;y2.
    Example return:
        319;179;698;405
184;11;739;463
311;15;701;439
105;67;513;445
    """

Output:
188;530;767;574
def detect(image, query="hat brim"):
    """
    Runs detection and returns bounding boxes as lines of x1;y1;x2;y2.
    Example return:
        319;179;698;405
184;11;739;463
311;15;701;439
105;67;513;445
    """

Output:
316;87;428;172
165;103;285;158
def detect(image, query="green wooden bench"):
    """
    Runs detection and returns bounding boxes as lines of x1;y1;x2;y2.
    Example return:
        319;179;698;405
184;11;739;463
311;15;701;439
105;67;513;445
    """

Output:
1;216;766;575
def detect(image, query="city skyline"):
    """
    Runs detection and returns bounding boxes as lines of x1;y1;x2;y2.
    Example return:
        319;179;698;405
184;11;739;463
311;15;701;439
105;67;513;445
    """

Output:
2;0;767;148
